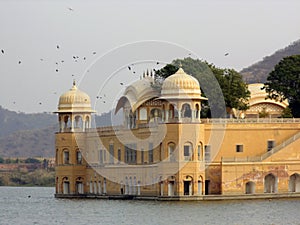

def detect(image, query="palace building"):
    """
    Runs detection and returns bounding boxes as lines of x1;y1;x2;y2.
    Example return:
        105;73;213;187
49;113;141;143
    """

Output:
55;68;300;200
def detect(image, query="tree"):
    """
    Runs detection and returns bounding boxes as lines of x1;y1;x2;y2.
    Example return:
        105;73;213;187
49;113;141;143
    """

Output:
154;57;250;117
264;55;300;117
24;158;40;164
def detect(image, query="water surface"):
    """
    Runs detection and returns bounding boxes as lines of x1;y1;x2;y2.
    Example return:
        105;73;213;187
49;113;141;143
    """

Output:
0;186;300;225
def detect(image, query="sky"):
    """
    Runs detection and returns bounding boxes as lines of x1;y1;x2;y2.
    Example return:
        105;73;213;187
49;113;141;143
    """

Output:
0;0;299;114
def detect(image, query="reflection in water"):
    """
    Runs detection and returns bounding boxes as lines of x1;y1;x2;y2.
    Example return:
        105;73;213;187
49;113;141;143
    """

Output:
1;186;300;225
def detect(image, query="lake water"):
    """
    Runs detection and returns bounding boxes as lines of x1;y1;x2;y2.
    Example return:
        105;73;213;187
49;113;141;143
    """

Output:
1;187;300;225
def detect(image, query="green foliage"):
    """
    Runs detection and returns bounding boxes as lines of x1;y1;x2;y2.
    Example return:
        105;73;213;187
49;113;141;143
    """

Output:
6;169;55;186
258;108;269;118
24;158;41;164
264;55;300;117
154;57;250;117
281;107;293;118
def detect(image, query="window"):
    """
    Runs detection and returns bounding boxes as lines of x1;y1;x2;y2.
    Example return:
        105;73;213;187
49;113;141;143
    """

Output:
204;145;211;162
118;148;121;163
184;143;192;161
149;143;154;163
109;144;114;164
139;108;147;120
267;140;275;151
125;144;137;164
184;145;191;161
236;144;243;153
76;151;82;164
99;150;103;164
63;151;69;164
168;143;176;162
197;145;201;161
141;148;144;164
103;149;107;162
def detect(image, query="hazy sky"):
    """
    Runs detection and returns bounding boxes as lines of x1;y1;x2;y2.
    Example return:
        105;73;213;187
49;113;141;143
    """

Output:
0;0;299;114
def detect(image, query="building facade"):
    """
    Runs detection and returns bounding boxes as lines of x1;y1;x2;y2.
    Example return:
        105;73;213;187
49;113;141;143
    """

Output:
55;69;300;200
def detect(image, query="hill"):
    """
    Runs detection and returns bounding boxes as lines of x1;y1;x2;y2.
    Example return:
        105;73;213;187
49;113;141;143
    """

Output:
0;106;56;137
0;106;122;158
0;125;56;157
240;39;300;83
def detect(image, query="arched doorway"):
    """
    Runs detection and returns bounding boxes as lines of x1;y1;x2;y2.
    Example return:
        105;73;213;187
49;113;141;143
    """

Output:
183;176;193;196
75;177;84;194
264;174;277;193
198;178;203;195
245;181;255;194
289;173;300;192
62;177;70;194
168;176;176;196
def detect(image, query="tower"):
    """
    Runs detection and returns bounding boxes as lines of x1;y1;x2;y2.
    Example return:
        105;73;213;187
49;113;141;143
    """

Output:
54;81;95;196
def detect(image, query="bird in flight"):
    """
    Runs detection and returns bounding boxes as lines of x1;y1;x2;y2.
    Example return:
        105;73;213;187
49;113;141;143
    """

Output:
128;66;131;70
56;45;60;49
56;69;59;72
224;53;229;56
68;7;74;11
120;82;124;85
18;61;21;64
92;51;96;55
1;49;4;54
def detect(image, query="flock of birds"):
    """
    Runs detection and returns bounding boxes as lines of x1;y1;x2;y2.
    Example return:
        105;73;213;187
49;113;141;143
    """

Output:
0;41;102;107
1;2;230;110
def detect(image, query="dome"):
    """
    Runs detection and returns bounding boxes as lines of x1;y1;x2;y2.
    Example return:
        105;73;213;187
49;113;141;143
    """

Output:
56;81;95;113
161;67;204;99
247;83;288;109
115;75;160;113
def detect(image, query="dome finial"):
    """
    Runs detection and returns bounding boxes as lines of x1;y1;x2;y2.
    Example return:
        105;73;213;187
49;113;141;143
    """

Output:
179;62;182;68
73;79;76;86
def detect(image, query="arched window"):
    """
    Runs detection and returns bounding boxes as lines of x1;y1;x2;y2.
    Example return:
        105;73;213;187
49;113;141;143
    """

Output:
63;149;69;164
181;103;192;118
150;108;161;123
74;115;83;129
183;142;193;161
197;144;202;161
63;115;70;130
169;104;174;119
139;108;147;120
168;142;176;162
85;116;90;129
76;150;82;164
195;104;200;119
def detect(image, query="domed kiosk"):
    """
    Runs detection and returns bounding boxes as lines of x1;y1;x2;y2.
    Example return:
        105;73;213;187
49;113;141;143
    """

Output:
55;81;95;132
160;67;207;122
245;83;288;118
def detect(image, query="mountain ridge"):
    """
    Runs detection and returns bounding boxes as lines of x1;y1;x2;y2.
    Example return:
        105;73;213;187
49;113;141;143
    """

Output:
240;39;300;83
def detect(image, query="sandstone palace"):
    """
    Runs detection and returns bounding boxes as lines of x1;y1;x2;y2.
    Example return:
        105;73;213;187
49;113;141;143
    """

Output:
55;67;300;200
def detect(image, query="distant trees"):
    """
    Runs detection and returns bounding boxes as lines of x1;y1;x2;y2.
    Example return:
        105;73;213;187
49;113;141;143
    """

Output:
154;57;250;117
263;55;300;117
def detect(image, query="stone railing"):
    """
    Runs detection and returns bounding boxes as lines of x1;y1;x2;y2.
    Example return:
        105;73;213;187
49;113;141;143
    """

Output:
260;131;300;160
203;118;300;124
